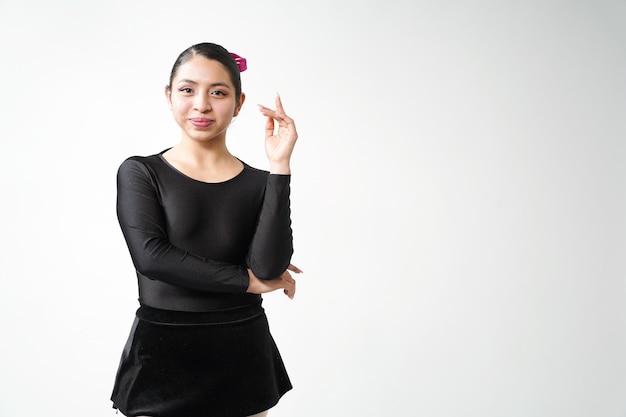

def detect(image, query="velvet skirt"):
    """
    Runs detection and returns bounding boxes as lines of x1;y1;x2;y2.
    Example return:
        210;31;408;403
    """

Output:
111;302;292;417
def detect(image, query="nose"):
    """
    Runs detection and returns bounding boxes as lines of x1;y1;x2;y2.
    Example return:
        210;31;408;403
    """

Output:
193;93;211;112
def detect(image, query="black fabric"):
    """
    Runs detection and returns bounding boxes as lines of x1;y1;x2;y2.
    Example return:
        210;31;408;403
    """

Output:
111;151;294;415
111;303;292;417
115;151;293;310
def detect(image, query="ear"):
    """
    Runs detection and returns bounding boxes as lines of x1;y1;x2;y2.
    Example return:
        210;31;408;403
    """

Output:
164;85;172;110
234;92;246;117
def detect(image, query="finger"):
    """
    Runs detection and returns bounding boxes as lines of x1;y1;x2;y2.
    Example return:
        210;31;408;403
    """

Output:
284;285;295;299
258;104;278;120
265;116;274;138
275;93;285;115
286;282;295;299
259;107;286;124
260;99;291;121
274;97;292;124
258;103;279;115
287;263;303;274
257;104;272;113
274;95;296;128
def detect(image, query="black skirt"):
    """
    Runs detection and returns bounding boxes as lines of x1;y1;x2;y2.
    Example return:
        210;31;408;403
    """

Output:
111;302;292;417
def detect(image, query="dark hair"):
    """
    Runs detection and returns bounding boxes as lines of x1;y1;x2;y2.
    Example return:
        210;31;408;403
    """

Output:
167;42;243;100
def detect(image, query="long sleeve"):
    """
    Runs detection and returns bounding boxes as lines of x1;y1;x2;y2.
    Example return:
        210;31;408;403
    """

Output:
246;174;294;280
116;158;249;293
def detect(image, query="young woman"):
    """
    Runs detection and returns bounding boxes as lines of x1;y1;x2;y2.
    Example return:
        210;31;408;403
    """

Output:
110;42;300;417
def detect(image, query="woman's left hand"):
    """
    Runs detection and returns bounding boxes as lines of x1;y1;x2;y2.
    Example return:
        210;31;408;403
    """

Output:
246;263;302;300
258;94;298;174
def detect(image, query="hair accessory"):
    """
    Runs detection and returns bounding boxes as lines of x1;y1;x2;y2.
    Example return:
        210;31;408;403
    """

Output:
230;52;247;72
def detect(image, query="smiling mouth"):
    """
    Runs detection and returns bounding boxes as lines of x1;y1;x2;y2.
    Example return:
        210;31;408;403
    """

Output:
190;118;213;128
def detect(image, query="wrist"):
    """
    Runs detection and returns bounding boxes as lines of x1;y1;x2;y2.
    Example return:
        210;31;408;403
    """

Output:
269;162;291;175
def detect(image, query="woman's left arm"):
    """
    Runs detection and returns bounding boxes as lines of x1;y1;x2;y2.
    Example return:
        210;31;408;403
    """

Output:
246;95;298;279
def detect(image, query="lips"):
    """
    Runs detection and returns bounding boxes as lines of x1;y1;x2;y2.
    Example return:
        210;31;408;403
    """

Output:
190;118;213;128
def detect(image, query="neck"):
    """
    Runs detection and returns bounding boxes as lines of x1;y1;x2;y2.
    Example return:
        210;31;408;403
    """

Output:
177;136;233;166
163;137;243;183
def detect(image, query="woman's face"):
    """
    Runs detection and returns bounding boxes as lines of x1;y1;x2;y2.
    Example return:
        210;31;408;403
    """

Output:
166;55;244;144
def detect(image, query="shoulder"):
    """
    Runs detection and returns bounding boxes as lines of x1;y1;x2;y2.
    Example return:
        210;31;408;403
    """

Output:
117;152;166;181
119;152;163;168
119;149;169;169
232;160;269;191
239;160;291;188
240;160;269;178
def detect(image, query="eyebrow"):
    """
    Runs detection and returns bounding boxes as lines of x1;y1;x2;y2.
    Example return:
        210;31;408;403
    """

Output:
176;79;232;88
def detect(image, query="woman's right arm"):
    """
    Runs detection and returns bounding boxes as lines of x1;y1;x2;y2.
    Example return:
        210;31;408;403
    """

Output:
116;158;249;293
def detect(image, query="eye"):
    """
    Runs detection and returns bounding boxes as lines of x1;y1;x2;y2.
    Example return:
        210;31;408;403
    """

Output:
178;87;193;94
210;90;227;97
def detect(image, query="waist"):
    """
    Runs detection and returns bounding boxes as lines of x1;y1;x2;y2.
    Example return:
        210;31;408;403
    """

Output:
137;302;265;325
137;272;262;312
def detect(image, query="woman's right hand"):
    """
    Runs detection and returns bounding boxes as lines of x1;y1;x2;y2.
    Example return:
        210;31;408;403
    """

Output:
246;264;302;299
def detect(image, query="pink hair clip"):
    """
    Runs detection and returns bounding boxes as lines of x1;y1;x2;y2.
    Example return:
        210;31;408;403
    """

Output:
230;52;247;72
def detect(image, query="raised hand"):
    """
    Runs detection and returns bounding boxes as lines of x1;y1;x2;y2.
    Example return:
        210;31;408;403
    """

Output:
258;94;298;174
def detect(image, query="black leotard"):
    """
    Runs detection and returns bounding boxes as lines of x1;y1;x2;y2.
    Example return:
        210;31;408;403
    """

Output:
116;151;293;312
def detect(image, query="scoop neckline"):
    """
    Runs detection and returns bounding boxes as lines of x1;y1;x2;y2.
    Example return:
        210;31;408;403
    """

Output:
157;150;246;185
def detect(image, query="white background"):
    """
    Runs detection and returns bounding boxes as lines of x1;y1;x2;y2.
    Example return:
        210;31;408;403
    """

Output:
0;1;625;416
